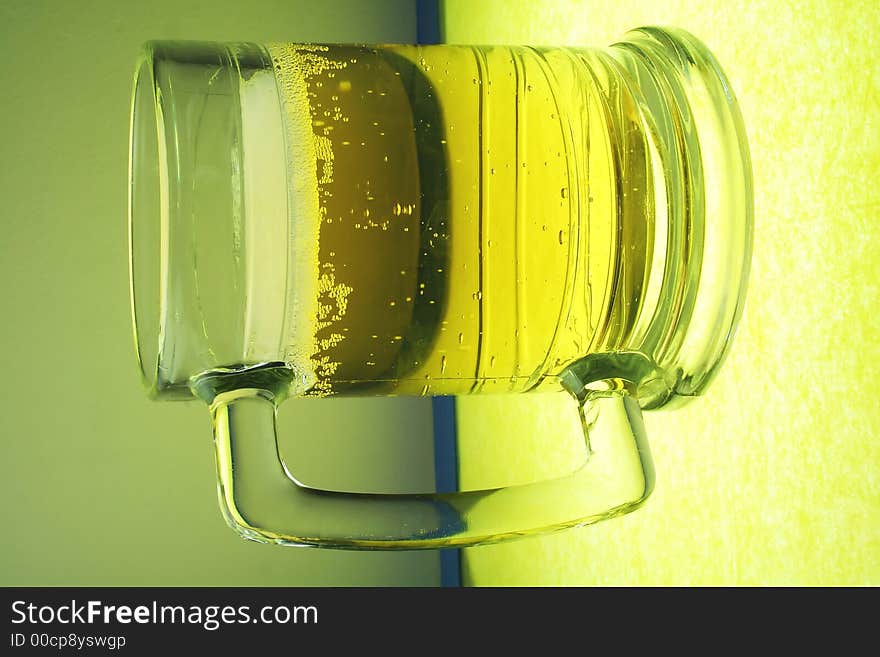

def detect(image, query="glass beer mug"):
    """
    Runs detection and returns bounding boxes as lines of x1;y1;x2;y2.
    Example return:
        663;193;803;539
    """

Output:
128;27;752;548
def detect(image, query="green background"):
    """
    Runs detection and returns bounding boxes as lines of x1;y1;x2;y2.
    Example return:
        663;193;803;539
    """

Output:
0;0;442;586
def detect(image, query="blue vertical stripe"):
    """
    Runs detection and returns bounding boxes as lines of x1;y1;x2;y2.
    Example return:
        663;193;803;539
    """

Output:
431;396;460;586
417;0;443;44
431;396;459;495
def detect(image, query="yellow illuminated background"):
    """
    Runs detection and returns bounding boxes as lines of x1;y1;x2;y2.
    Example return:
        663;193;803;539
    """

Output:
447;0;880;585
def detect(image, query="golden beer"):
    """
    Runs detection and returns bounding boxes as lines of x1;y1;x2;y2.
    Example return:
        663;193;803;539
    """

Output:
225;43;651;400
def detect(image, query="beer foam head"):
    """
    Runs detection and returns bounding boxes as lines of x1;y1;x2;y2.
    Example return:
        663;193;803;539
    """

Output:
263;44;352;394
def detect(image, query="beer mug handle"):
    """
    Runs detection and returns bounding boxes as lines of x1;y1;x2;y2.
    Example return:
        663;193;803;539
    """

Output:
209;352;660;549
